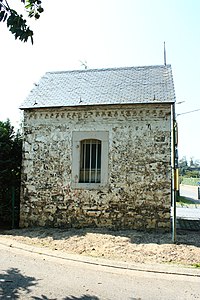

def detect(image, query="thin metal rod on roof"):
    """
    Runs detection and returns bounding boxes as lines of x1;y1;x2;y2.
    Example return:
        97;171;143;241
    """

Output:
80;60;88;69
164;41;167;66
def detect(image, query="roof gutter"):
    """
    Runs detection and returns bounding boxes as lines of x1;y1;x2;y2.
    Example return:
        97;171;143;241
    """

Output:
19;101;175;111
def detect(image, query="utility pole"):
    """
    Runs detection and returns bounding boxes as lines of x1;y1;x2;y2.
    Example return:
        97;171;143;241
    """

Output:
172;103;177;243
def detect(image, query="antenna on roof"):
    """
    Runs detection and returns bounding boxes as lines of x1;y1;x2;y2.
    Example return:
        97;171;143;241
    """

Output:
80;60;88;69
164;41;167;66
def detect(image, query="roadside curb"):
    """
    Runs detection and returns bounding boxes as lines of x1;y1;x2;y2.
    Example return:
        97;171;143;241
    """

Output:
177;218;200;230
0;236;200;278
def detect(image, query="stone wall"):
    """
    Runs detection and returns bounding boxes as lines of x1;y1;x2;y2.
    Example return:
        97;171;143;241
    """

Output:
20;103;172;230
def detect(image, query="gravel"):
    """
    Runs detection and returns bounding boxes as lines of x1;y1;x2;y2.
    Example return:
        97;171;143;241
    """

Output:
1;228;200;267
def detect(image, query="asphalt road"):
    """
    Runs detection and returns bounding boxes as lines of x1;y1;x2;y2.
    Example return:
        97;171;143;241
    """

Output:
0;242;200;300
177;207;200;220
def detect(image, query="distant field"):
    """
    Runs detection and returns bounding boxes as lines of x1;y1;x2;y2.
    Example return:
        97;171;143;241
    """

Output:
181;177;200;186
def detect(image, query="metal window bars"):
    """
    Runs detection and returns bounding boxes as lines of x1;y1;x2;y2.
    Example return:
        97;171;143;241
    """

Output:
79;139;101;183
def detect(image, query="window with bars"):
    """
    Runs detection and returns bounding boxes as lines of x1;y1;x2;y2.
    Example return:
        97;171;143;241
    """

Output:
79;139;101;183
72;131;109;189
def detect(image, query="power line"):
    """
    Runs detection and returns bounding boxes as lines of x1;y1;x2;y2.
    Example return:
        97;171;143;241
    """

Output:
177;108;200;116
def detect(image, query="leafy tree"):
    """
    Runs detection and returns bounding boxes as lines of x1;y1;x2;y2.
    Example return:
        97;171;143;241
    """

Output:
179;156;200;178
179;156;188;176
179;156;188;167
185;170;199;178
0;0;44;43
193;159;200;168
0;120;22;227
189;157;194;167
0;119;22;187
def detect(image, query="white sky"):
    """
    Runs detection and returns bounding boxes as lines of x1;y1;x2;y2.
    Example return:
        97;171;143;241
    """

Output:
0;0;200;160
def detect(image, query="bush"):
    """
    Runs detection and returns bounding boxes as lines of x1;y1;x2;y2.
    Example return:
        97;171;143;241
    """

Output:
0;119;22;228
181;177;200;186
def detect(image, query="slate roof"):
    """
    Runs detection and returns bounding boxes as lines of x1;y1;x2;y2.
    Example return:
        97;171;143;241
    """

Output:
20;65;176;109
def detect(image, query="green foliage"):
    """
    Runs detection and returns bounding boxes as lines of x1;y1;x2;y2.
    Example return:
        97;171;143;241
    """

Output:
179;156;188;176
192;263;200;268
0;0;44;43
185;170;199;178
177;195;191;204
179;156;200;177
0;119;22;188
176;195;200;206
180;177;200;186
0;120;22;228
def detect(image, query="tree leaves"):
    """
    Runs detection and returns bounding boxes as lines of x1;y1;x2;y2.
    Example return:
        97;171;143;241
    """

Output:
6;9;34;43
0;10;8;22
0;120;22;187
0;0;44;43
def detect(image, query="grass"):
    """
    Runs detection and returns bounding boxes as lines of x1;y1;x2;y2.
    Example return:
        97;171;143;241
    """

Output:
177;195;193;204
176;195;200;207
181;177;200;186
192;263;200;268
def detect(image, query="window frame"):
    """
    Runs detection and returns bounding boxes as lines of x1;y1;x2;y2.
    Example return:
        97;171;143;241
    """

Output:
72;131;109;189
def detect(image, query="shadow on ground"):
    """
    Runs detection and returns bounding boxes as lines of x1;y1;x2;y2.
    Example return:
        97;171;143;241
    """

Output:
63;296;99;300
0;267;38;299
33;295;99;300
1;226;200;247
0;268;99;300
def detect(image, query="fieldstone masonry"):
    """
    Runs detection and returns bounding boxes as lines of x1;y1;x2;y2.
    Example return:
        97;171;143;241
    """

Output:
20;103;172;230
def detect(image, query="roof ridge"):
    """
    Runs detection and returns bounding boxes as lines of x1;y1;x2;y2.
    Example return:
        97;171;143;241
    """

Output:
46;64;171;75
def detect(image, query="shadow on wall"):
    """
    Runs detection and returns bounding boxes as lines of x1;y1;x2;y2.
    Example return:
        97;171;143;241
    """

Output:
0;268;99;300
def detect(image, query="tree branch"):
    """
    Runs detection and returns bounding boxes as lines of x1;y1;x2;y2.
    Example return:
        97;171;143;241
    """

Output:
0;0;44;43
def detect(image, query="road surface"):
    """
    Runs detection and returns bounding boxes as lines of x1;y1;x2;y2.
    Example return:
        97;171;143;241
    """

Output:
0;242;200;299
177;207;200;220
